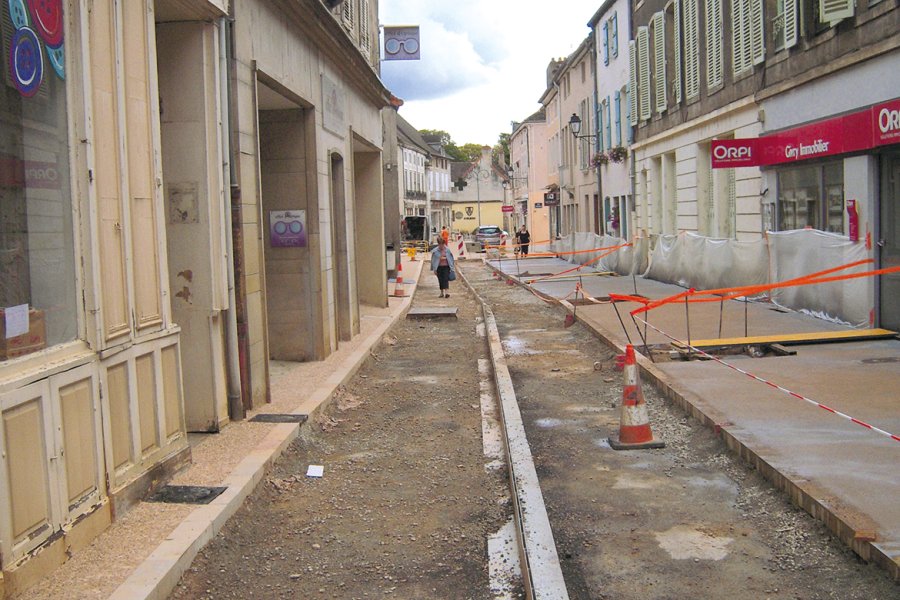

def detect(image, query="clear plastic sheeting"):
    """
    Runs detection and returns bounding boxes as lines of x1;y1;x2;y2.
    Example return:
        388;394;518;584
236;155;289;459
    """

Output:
549;233;648;276
646;232;768;292
767;230;871;327
548;229;873;328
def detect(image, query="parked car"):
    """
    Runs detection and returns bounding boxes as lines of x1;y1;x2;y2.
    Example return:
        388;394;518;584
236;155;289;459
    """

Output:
474;225;507;250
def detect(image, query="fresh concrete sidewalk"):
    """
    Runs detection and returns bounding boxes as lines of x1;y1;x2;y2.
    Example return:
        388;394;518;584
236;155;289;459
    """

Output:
16;258;426;600
489;256;900;580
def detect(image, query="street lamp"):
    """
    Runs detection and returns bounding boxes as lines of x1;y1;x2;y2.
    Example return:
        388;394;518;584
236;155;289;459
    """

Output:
569;113;604;236
568;113;597;139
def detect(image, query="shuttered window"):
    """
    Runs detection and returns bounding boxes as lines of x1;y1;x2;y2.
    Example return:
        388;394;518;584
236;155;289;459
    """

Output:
343;0;354;33
706;0;723;87
751;0;765;64
611;14;619;58
820;0;854;25
732;0;764;75
603;21;609;65
637;26;651;121
359;0;370;53
629;41;639;125
674;0;683;104
625;86;633;142
684;0;700;99
606;97;613;149
782;0;799;49
614;91;622;145
653;12;667;113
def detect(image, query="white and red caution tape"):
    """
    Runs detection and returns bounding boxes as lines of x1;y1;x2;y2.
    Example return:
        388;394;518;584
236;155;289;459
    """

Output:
632;315;900;443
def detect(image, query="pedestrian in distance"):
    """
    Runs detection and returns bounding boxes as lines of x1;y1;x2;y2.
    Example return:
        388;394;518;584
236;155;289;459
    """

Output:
430;236;456;298
440;225;450;245
516;225;531;257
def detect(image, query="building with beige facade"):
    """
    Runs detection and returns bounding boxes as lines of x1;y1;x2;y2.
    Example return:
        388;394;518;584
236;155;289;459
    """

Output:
509;108;549;239
0;0;391;593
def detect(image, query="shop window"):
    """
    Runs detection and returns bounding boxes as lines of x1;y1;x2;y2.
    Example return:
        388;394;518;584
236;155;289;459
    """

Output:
1;2;77;362
777;161;844;233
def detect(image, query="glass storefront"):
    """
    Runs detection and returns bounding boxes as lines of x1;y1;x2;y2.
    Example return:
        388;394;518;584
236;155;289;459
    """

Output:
776;161;844;233
1;2;76;360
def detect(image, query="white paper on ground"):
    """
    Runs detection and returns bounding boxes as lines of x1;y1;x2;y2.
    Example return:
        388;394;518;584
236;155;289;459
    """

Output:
306;464;324;478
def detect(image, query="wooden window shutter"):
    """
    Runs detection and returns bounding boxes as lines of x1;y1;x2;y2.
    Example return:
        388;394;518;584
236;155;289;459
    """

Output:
612;14;619;58
820;0;854;26
732;0;745;75
629;41;639;125
603;21;610;66
684;0;701;99
614;91;622;145
625;86;633;142
637;26;651;121
783;0;799;48
707;0;723;86
605;97;613;149
653;12;667;113
343;0;354;31
751;0;765;64
674;0;683;103
359;0;370;53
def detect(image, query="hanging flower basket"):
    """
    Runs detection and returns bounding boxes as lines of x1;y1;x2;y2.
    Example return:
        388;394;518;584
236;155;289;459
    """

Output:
592;152;609;167
607;146;628;163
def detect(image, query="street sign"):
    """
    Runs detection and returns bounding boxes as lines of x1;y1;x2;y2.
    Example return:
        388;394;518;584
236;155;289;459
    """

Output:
501;205;514;213
534;203;543;209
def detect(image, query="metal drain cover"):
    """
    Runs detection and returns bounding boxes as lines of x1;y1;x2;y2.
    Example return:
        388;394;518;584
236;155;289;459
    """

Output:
249;413;308;423
147;485;227;505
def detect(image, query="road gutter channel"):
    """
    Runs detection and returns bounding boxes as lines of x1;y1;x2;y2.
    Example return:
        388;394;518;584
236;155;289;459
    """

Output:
461;264;570;600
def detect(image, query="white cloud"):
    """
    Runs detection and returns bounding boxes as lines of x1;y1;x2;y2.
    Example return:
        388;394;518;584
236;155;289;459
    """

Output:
380;0;600;145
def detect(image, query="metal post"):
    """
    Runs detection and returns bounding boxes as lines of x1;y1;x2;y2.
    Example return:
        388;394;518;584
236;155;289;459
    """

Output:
718;296;724;339
612;301;633;345
685;295;692;360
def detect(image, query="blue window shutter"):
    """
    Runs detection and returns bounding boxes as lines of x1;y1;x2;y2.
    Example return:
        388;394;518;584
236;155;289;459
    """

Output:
603;22;610;65
605;96;612;149
598;101;605;152
614;91;621;145
612;14;619;58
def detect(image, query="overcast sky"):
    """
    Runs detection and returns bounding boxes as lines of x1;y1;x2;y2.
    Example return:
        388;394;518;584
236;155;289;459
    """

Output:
379;0;601;147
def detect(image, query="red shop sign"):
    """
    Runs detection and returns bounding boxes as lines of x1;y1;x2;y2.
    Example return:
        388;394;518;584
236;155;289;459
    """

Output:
711;97;900;168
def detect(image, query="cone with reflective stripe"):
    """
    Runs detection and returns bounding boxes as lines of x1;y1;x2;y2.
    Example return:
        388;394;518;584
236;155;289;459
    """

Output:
608;345;665;450
392;262;406;297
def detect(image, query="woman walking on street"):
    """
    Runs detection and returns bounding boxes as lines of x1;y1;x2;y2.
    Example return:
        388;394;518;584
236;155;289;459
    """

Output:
516;225;531;257
430;236;456;298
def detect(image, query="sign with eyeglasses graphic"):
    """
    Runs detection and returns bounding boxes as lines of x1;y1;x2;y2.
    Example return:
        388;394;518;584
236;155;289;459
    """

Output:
383;26;420;61
269;210;307;248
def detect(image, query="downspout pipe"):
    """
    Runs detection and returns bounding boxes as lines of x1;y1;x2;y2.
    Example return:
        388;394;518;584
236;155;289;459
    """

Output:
220;15;244;421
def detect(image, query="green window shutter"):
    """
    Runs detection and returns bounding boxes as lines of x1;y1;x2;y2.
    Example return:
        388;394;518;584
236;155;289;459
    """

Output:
707;0;723;86
732;0;745;75
684;0;701;99
783;0;798;48
605;97;613;149
629;41;639;126
625;86;633;142
638;26;651;121
653;12;667;113
751;0;765;64
674;0;683;104
603;21;610;66
820;0;854;25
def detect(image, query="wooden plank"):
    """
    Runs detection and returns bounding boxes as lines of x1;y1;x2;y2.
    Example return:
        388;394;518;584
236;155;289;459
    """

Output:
673;328;897;349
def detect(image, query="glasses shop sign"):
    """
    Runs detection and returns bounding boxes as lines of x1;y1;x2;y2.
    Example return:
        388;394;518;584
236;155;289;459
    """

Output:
269;210;307;248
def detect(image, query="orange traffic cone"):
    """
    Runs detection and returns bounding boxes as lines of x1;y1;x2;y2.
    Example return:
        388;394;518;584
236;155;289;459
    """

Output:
393;262;406;297
608;345;665;450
